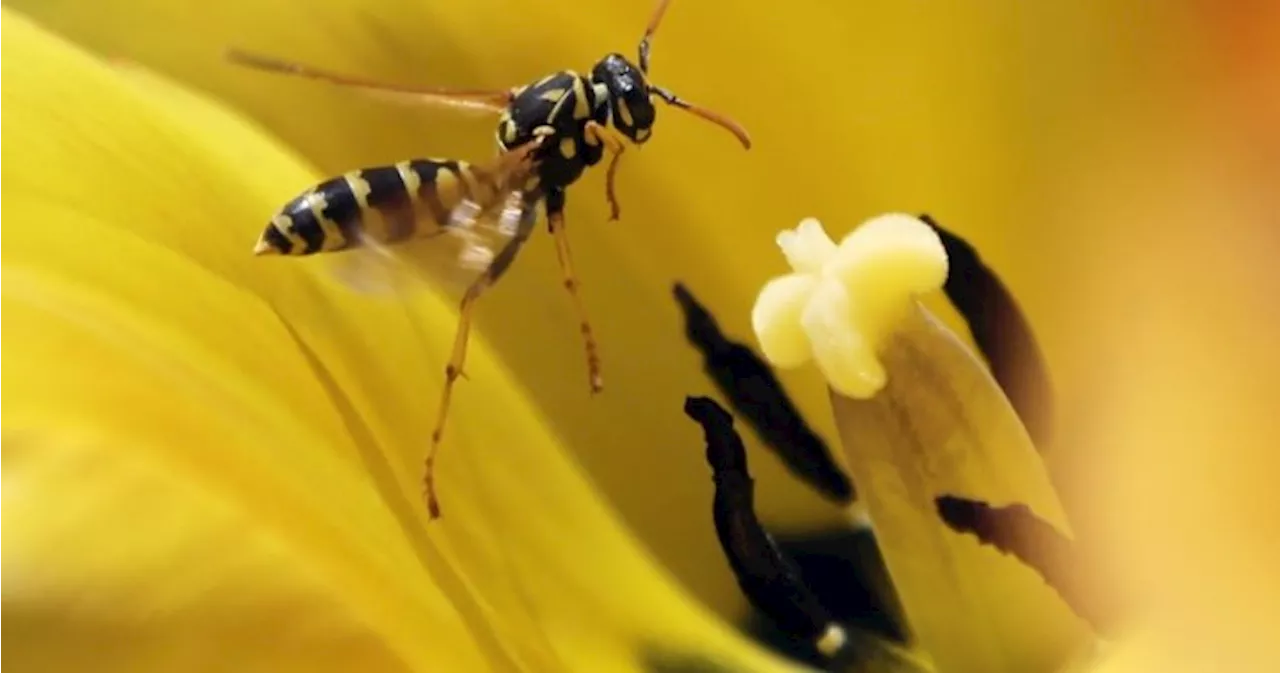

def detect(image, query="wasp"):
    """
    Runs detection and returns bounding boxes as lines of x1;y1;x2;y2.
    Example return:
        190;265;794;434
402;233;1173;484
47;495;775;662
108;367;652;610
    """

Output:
231;0;751;519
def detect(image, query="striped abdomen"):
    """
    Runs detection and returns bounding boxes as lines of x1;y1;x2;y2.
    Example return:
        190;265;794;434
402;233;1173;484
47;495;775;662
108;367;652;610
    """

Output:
254;157;528;256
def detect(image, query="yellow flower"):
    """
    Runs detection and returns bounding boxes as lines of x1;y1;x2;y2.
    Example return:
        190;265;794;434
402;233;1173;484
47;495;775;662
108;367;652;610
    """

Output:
8;0;1277;672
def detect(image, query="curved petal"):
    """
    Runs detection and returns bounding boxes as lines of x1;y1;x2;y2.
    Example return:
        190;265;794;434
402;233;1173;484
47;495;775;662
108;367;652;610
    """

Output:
750;273;818;368
0;12;810;672
824;303;1089;673
2;11;490;670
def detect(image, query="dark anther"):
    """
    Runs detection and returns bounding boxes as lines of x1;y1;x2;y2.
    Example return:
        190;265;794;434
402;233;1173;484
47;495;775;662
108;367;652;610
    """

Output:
935;495;1119;634
674;283;854;503
919;214;1055;449
684;396;847;657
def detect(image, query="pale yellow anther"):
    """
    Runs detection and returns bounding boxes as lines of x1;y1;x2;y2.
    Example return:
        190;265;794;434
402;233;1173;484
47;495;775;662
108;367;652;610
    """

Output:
751;213;949;398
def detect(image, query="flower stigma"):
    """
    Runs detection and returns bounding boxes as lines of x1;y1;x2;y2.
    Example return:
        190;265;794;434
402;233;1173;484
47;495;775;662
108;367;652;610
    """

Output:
751;214;949;398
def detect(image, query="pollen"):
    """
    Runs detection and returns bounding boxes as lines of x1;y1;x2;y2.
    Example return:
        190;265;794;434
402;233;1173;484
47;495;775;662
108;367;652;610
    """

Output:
750;214;948;399
815;623;848;657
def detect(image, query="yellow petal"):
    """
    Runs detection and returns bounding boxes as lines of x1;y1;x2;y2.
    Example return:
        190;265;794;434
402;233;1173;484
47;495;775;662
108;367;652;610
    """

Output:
0;11;808;672
828;303;1089;672
2;12;496;669
750;272;819;367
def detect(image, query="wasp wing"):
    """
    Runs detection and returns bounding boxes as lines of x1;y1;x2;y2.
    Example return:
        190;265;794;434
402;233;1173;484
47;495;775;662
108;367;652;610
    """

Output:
300;140;550;298
322;188;540;298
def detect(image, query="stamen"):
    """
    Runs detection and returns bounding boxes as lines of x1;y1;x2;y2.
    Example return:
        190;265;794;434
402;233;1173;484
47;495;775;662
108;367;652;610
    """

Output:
673;282;853;503
936;495;1120;634
683;396;847;658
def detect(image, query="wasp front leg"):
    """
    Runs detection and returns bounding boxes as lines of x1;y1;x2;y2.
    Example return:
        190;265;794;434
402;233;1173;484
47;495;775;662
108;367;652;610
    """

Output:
584;121;628;221
545;188;604;394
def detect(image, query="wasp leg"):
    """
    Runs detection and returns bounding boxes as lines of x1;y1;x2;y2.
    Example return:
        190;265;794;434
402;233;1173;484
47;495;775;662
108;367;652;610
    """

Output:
546;189;604;394
585;121;628;221
424;203;538;520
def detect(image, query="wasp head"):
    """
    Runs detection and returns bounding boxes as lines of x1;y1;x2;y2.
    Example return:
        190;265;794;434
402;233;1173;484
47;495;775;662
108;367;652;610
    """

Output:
592;53;656;144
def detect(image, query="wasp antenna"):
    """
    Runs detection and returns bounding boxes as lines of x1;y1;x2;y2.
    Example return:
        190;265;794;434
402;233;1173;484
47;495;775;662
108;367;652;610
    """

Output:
650;85;752;150
638;0;675;73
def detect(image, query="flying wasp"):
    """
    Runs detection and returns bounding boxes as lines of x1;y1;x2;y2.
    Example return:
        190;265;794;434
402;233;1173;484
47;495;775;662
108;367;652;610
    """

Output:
232;0;751;520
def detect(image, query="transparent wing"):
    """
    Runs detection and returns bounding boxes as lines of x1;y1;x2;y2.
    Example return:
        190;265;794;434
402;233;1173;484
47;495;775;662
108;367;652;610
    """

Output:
321;190;538;298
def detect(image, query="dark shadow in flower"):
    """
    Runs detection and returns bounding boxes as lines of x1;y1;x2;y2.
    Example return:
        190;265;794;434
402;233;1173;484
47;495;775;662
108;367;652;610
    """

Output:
936;495;1120;635
674;283;854;504
919;214;1055;449
731;526;910;671
683;397;906;671
747;526;906;644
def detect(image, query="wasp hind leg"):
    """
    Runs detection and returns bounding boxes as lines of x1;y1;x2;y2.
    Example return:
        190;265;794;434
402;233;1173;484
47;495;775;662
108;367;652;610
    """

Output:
546;189;604;394
585;121;628;221
424;205;537;520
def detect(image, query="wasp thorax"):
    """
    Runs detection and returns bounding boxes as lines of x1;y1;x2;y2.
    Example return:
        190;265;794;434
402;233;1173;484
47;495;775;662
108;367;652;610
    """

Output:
592;53;656;143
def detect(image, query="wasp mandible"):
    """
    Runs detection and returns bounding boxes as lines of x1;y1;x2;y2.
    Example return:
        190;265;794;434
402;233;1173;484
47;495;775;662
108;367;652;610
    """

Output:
232;0;751;519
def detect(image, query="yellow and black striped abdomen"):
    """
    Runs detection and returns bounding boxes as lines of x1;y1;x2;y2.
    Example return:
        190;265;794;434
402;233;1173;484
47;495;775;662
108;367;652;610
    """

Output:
253;158;514;256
